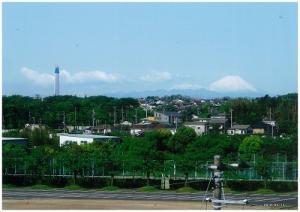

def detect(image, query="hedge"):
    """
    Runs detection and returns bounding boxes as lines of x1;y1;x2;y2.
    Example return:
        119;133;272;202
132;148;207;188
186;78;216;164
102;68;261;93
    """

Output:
3;175;297;192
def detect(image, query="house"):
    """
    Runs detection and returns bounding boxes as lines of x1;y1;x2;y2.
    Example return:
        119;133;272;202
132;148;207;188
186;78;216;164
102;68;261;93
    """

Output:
252;121;278;135
87;125;112;134
227;125;252;135
154;111;182;125
130;120;154;136
183;121;208;135
58;133;120;146
66;125;90;133
208;116;228;133
121;121;133;126
2;137;27;146
24;123;46;131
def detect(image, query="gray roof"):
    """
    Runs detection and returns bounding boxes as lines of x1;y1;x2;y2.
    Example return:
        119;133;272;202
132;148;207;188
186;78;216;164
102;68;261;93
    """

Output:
229;125;251;130
2;137;27;141
209;118;228;124
58;133;119;139
156;111;182;117
184;122;208;125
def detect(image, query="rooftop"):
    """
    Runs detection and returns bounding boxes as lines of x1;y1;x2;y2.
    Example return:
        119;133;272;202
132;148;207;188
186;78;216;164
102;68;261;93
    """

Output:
2;137;28;141
229;125;251;130
58;133;119;139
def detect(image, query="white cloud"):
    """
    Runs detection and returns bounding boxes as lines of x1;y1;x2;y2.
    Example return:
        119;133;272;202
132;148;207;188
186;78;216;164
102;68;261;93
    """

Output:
209;75;257;92
171;83;203;90
141;71;172;82
60;70;119;83
21;67;119;86
21;67;54;86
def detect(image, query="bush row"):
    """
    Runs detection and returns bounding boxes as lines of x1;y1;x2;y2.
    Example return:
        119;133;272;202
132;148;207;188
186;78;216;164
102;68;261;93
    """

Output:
3;175;297;192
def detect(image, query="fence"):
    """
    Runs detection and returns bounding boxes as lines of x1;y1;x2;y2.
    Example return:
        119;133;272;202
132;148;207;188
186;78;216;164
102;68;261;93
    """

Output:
3;158;297;182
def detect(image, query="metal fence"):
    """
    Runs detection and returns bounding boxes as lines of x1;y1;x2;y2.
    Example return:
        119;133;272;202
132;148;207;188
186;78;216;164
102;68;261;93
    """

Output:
3;158;297;181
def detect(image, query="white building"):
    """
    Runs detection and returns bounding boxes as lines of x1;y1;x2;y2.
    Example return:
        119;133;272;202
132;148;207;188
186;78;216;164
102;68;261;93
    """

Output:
227;125;252;135
58;133;120;146
183;121;208;135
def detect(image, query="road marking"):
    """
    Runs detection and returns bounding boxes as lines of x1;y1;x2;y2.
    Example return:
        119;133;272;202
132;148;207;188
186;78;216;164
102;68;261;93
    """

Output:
254;198;281;202
269;197;297;202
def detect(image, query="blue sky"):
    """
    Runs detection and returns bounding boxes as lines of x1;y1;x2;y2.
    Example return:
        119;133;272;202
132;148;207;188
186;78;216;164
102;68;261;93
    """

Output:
3;2;298;96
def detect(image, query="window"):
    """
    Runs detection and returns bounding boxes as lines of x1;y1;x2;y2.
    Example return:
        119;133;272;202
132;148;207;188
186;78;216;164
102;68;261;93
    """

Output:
81;141;87;144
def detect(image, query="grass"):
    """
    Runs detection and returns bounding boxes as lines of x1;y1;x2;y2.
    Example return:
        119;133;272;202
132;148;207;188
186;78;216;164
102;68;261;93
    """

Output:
31;184;52;190
99;186;120;191
176;186;198;193
64;184;83;190
2;184;18;189
137;186;160;192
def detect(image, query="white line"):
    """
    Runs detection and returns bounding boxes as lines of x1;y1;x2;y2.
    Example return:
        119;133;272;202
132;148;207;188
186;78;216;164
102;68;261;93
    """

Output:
254;198;281;202
270;197;297;202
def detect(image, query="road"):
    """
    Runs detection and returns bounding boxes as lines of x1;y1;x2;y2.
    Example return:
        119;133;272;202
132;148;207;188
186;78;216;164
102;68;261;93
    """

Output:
3;188;297;208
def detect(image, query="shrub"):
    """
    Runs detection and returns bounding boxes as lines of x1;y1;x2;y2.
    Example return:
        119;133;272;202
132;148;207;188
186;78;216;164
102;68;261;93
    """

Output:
176;186;198;193
64;184;82;190
31;184;51;190
267;181;297;192
137;186;160;192
100;186;119;191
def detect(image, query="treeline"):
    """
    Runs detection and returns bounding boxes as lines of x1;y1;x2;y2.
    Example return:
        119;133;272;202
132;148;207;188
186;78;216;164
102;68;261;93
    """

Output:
182;93;298;135
3;128;297;187
3;95;145;129
3;93;298;135
225;93;298;135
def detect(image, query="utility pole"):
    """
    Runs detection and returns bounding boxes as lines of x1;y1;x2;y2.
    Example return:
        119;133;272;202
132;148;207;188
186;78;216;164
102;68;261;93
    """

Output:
269;107;274;138
135;108;138;124
121;106;124;122
145;108;148;118
113;106;116;126
63;111;66;133
230;109;233;128
92;109;95;127
74;107;77;131
28;111;31;124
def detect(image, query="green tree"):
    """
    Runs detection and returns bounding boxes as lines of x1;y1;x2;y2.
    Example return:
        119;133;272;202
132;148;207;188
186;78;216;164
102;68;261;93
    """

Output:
61;143;84;184
168;127;197;154
26;146;55;183
239;136;263;162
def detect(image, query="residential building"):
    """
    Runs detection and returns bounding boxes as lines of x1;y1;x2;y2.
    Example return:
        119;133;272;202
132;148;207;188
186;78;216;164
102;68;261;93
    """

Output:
252;121;278;135
183;121;208;135
154;111;182;125
208;116;228;133
87;125;112;134
227;125;252;135
58;133;120;146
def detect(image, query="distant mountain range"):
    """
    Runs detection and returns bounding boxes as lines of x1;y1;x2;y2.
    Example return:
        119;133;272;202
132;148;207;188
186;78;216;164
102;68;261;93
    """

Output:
106;88;267;99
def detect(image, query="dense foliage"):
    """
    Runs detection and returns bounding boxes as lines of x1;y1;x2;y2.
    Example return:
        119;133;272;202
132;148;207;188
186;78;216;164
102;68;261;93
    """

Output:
3;128;297;188
3;95;143;129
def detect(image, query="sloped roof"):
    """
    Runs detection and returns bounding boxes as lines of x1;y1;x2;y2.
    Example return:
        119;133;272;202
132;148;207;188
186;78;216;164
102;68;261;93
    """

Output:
229;125;251;130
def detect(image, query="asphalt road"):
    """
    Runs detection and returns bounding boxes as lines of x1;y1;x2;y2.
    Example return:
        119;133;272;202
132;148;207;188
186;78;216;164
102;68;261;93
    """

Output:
2;188;298;208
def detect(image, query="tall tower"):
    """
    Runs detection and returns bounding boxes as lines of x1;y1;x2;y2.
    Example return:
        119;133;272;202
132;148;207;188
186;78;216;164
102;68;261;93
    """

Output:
54;66;60;96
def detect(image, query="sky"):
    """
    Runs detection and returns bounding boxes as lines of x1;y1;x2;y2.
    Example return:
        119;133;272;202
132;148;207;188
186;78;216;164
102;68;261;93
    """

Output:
3;2;298;97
